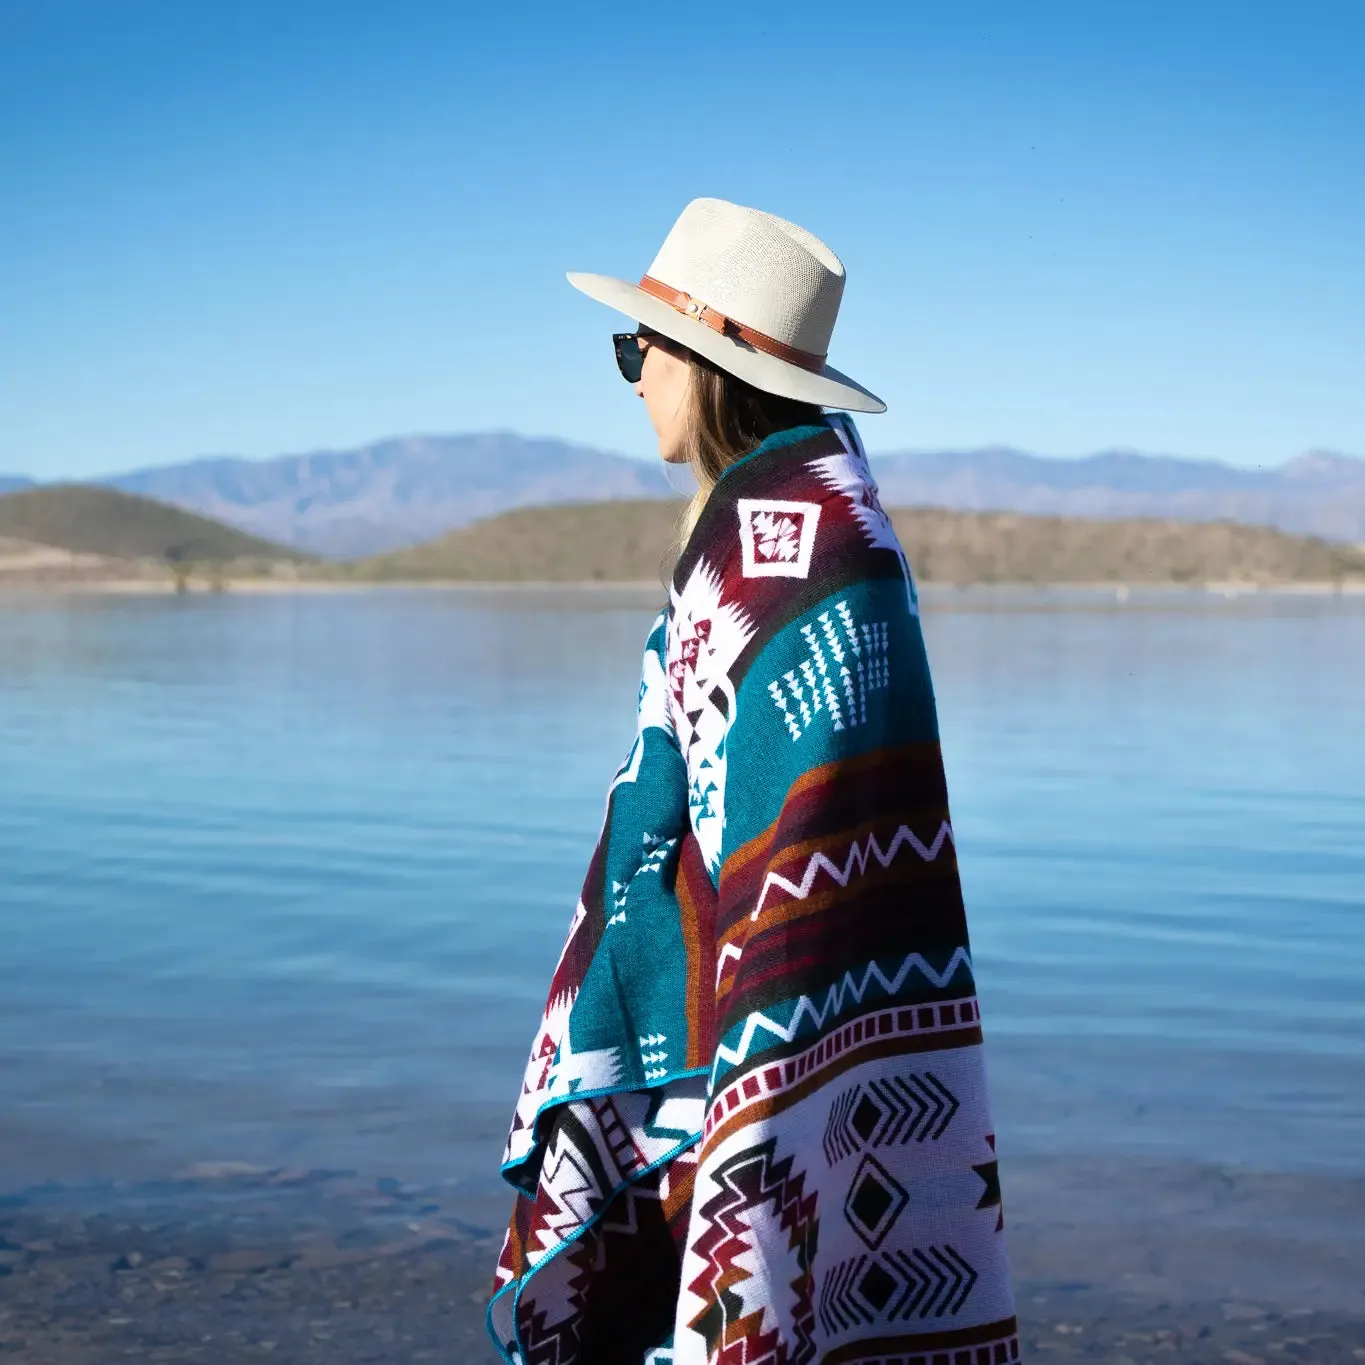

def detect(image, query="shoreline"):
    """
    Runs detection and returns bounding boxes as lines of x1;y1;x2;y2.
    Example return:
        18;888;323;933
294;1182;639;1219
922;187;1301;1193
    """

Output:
2;575;1365;599
3;1161;1363;1364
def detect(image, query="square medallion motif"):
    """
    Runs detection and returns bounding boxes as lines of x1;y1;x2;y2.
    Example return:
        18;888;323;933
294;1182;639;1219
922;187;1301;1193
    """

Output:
737;498;821;578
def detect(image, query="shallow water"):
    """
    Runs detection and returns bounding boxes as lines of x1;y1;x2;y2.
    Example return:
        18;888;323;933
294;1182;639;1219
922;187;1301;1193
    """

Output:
1;587;1362;1200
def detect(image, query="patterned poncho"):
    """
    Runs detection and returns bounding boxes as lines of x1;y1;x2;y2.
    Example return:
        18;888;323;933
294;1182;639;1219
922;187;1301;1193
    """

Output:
489;416;1018;1365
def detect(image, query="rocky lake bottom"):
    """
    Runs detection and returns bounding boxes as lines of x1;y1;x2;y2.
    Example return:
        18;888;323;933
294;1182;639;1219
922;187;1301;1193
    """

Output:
3;1154;1363;1364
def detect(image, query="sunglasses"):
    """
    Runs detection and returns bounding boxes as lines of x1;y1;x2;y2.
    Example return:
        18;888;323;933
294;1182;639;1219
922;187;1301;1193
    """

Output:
612;332;647;384
612;330;681;384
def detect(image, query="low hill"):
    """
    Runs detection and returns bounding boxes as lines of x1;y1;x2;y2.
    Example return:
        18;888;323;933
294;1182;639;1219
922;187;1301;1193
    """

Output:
344;501;687;583
0;486;305;564
891;508;1365;584
338;500;1365;586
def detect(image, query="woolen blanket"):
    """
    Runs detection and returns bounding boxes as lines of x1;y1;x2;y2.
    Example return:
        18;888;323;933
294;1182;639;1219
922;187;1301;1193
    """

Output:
489;416;1018;1365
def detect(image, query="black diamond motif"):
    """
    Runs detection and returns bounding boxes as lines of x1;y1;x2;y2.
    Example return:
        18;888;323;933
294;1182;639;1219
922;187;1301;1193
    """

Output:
850;1173;893;1229
858;1259;897;1313
850;1092;882;1143
844;1154;909;1250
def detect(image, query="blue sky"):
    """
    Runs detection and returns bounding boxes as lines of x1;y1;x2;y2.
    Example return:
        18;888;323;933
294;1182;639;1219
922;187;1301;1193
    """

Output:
2;0;1362;478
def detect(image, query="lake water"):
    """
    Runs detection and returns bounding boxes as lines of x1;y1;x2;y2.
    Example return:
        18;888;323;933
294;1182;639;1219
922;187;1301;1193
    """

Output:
2;587;1363;1227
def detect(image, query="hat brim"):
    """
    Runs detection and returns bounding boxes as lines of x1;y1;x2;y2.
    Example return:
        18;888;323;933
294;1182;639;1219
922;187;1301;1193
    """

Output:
566;272;887;415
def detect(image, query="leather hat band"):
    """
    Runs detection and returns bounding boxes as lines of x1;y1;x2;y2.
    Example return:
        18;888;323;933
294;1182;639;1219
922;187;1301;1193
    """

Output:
637;275;827;374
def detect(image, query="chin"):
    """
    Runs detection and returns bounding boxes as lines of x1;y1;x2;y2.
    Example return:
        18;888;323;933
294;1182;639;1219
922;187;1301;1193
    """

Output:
657;430;691;465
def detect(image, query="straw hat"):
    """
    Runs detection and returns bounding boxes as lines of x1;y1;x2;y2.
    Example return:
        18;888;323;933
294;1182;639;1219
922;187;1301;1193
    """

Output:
568;197;885;414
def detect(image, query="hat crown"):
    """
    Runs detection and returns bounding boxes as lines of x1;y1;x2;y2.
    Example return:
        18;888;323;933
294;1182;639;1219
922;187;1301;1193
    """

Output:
645;198;846;357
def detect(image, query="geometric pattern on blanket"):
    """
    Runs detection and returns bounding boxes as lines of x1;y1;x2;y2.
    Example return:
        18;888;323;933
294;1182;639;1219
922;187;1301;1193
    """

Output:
489;415;1018;1364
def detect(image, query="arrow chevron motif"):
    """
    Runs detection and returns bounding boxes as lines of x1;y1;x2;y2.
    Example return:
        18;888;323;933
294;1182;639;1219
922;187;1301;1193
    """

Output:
823;1086;861;1165
818;1245;978;1333
817;1254;878;1333
883;1244;978;1319
822;1071;961;1165
880;1072;960;1143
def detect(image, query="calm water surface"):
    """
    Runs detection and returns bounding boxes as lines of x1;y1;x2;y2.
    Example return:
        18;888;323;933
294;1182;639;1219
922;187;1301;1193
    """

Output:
1;588;1362;1199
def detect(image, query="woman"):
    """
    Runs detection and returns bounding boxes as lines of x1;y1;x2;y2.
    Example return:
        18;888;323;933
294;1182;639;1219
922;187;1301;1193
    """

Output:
489;199;1018;1365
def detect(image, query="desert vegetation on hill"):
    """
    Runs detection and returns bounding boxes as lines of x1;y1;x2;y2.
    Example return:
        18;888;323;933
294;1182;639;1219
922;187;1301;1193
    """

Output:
0;486;306;585
337;500;1365;587
0;486;303;563
3;486;1364;589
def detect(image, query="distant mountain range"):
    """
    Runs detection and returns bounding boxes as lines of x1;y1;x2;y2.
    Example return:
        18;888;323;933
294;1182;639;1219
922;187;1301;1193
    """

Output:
6;433;1364;557
104;434;676;558
869;446;1365;544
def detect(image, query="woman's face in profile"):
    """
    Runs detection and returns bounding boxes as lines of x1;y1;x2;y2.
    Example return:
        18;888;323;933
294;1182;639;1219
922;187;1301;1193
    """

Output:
634;329;692;464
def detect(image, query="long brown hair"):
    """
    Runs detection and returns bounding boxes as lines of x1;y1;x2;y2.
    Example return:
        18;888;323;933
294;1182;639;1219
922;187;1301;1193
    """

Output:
676;349;822;542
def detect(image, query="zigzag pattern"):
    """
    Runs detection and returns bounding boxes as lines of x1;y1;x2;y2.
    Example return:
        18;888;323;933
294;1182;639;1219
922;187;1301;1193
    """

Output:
531;1138;601;1260
686;1138;818;1365
752;820;955;922
712;946;973;1081
817;1245;978;1334
519;1183;665;1365
516;1296;583;1365
822;1072;961;1164
714;942;743;985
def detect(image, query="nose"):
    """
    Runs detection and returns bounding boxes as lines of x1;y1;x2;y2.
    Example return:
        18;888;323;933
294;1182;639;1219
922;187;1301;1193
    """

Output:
633;381;645;399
